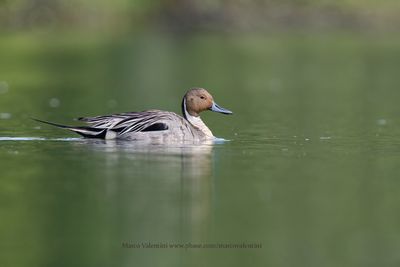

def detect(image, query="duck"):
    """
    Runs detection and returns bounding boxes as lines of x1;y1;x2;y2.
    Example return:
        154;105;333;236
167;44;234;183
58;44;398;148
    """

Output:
34;88;233;142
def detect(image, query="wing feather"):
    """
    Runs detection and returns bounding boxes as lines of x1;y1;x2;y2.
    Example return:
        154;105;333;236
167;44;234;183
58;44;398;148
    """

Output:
77;110;175;135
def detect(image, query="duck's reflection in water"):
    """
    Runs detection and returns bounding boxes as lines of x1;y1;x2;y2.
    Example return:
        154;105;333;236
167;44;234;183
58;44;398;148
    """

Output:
75;139;219;242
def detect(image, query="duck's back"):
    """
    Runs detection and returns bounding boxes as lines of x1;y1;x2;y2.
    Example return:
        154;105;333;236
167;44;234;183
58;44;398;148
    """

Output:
79;110;207;142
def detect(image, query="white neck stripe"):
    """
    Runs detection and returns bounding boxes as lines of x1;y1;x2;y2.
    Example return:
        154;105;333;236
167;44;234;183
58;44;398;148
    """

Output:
183;98;213;137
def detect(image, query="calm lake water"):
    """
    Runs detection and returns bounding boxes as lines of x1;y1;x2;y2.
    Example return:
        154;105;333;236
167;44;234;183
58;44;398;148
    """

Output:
1;32;400;267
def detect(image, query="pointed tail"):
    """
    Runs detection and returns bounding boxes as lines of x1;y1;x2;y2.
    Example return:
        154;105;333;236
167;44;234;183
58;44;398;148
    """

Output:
31;118;107;139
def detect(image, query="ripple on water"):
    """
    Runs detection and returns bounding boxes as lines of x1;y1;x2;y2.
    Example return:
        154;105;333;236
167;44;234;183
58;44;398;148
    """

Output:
0;137;82;141
0;137;228;144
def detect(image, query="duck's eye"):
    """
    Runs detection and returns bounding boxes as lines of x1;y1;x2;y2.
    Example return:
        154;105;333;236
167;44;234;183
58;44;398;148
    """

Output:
200;96;205;100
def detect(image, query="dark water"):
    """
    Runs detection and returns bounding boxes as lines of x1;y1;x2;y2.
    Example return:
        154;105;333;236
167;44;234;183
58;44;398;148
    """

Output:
2;33;400;267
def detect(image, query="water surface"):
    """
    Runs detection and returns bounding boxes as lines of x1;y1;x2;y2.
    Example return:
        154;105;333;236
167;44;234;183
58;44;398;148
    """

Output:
1;33;400;267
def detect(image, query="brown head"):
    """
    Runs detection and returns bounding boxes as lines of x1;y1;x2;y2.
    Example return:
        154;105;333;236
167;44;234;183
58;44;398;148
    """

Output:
181;87;233;118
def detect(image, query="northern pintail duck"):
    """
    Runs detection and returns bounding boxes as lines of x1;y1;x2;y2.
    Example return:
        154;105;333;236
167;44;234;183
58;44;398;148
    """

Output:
34;88;232;142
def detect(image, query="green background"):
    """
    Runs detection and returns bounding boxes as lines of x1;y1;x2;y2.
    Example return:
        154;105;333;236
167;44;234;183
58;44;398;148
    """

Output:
1;1;400;267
